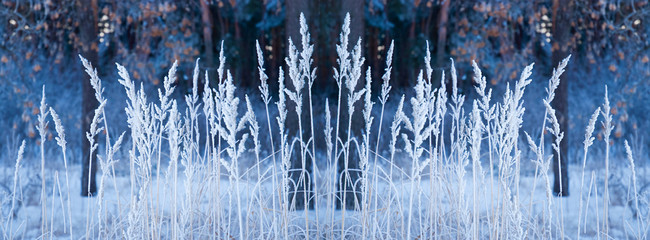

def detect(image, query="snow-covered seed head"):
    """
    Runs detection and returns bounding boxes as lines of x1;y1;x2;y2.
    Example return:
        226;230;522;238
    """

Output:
346;38;365;94
546;55;571;103
16;140;26;165
424;41;433;80
37;86;50;139
472;60;486;96
190;58;200;103
625;140;634;169
363;67;374;125
165;60;178;90
324;98;333;152
203;70;214;122
218;40;226;81
451;58;458;95
380;41;394;105
277;67;287;124
245;95;260;153
79;55;105;102
256;40;270;104
341;13;350;51
50;107;66;149
299;13;310;50
601;86;614;140
584;107;600;148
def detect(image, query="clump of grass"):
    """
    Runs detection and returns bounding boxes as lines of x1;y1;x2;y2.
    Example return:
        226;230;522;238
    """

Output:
6;13;644;240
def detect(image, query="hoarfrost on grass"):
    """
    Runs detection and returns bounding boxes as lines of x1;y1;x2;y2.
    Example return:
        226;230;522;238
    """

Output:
1;13;649;240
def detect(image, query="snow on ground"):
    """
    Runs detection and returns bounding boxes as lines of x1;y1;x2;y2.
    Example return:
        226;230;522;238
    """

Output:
1;161;648;239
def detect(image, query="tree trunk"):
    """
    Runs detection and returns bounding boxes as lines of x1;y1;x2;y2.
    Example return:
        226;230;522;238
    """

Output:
285;0;309;44
551;0;572;197
78;0;99;197
200;0;215;73
342;0;364;43
436;0;450;88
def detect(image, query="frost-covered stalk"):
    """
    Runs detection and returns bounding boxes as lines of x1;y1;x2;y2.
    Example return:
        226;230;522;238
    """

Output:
469;102;482;239
285;32;309;235
360;68;374;239
541;151;553;238
385;96;405;238
255;42;278;237
544;96;565;239
82;55;127;239
472;61;495;233
591;171;600;238
524;55;570;236
449;59;465;174
624;141;642;239
341;37;366;238
116;61;156;239
7;140;25;240
84;94;106;239
201;70;217;238
49;173;57;239
154;60;177;233
422;42;442;237
97;133;125;239
115;62;138;238
36;87;49;237
523;131;549;238
403;71;432;240
448;57;469;238
431;66;447;238
524;56;563;238
297;15;319;231
83;77;107;237
332;14;351;231
276;68;290;240
166;100;181;239
50;108;73;238
323;99;334;239
601;86;614;237
245;96;265;236
577;107;599;239
422;44;436;239
495;61;533;238
218;71;250;239
372;43;393;236
202;72;213;161
213;43;227;239
180;58;201;238
433;70;447;166
115;62;136;224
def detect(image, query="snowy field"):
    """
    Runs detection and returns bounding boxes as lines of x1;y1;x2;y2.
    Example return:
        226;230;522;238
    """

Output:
2;163;649;239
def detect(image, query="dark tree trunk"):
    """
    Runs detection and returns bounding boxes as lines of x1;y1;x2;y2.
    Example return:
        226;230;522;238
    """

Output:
286;0;309;44
200;0;215;74
78;0;99;197
368;27;380;88
270;27;282;88
313;0;337;90
551;0;572;197
395;19;412;87
436;0;450;88
342;0;364;44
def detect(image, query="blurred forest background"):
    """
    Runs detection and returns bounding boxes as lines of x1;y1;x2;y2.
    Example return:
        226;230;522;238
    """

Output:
1;0;649;194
